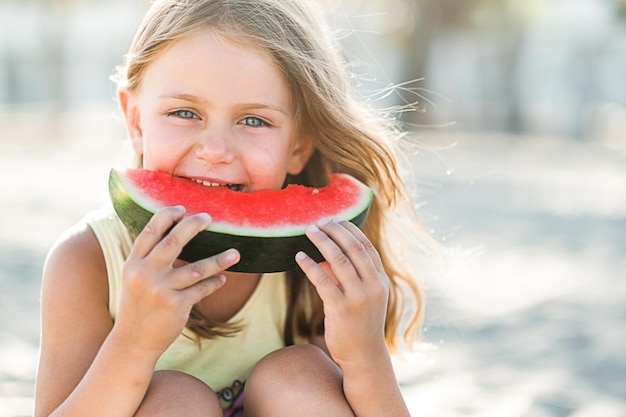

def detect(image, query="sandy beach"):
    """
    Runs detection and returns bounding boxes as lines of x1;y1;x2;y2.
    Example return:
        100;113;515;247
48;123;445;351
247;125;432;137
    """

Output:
1;103;625;416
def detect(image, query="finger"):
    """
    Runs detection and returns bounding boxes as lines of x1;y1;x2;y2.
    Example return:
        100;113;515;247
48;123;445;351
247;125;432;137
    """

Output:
171;249;240;289
317;219;378;281
181;274;227;306
336;220;384;273
130;206;186;259
305;222;360;287
318;261;341;287
295;251;343;303
148;212;212;266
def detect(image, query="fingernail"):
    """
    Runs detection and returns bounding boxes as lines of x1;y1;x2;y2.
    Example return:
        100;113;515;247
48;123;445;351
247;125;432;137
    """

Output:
197;212;211;222
318;217;330;227
307;224;319;233
224;249;239;263
296;251;308;261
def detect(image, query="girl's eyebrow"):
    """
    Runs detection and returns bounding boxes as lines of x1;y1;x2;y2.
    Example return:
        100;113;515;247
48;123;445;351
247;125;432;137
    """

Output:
160;92;289;116
237;103;289;116
159;93;207;105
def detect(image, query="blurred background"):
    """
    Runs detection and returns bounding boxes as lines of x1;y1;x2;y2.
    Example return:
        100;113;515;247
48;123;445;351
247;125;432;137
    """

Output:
1;0;625;416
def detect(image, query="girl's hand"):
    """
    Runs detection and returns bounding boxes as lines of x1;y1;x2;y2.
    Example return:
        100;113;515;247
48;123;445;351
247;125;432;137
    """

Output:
113;206;240;357
295;218;390;369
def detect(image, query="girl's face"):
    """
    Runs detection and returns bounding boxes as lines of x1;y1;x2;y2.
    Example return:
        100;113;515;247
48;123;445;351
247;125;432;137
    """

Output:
119;30;314;192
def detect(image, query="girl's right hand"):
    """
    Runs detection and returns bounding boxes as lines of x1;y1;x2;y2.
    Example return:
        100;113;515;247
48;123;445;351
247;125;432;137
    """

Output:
112;206;239;357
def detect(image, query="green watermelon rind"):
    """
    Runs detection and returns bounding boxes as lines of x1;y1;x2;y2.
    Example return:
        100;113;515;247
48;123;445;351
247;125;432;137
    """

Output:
109;168;373;273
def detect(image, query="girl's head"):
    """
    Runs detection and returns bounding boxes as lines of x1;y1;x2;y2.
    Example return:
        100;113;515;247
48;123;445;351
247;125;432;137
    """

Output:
114;0;425;350
115;0;398;188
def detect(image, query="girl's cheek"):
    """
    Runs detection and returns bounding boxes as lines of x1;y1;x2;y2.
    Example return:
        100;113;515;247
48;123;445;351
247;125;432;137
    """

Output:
143;126;194;160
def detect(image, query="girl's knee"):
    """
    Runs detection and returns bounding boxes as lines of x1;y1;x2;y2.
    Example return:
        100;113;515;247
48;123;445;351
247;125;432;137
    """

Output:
250;344;341;384
135;370;222;417
245;344;351;416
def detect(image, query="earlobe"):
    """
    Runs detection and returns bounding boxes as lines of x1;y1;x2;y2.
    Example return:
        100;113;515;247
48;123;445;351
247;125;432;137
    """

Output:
118;89;144;155
287;136;316;175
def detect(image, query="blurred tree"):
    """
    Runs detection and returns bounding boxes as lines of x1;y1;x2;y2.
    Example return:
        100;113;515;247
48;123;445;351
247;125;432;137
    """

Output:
397;0;538;128
616;0;626;18
341;0;540;129
393;0;472;123
41;0;71;108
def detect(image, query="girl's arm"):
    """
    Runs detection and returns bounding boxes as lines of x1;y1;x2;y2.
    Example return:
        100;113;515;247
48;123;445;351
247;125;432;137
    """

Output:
35;207;237;417
35;223;154;417
296;218;411;417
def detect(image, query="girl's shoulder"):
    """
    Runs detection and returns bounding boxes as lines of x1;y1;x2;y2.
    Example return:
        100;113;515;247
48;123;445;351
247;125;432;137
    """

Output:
46;218;106;271
42;217;109;307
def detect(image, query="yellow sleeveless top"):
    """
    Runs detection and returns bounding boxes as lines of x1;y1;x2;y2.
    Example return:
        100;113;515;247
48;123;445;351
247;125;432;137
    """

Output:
85;207;287;409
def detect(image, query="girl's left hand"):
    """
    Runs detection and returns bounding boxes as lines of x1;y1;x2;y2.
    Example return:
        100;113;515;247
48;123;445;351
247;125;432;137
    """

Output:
295;218;390;369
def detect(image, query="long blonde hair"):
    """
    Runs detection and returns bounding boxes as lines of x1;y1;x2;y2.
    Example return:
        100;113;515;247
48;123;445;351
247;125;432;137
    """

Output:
114;0;426;351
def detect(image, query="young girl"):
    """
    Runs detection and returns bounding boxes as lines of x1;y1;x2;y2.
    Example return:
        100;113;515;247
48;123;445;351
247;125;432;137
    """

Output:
35;0;425;416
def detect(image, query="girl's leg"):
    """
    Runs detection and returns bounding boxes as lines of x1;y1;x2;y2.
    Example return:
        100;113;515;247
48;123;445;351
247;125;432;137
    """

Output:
244;344;355;417
135;370;223;417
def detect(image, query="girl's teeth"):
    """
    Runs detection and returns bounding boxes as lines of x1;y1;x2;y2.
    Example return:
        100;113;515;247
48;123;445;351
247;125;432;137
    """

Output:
193;179;221;187
192;178;241;191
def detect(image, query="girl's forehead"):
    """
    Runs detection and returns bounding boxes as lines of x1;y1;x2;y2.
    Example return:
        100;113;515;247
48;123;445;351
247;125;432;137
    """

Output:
140;29;292;107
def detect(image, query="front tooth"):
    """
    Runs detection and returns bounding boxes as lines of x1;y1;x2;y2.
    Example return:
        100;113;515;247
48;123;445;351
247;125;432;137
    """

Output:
191;178;229;187
197;180;218;187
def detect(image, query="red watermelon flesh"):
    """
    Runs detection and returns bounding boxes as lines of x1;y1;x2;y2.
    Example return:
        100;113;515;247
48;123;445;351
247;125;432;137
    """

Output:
115;168;373;238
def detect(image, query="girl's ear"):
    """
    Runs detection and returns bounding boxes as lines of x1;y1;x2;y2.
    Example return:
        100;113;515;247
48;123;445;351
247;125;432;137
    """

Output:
118;89;144;156
287;135;316;175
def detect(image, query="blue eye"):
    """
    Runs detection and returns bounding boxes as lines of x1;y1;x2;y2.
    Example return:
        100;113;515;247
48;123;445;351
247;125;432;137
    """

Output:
171;110;198;119
241;116;268;127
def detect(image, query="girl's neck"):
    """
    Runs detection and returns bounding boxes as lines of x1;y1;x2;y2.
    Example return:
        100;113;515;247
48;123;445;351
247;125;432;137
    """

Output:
196;272;262;323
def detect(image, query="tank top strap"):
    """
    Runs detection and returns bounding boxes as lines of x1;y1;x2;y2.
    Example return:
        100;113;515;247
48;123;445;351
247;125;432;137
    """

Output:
84;206;133;319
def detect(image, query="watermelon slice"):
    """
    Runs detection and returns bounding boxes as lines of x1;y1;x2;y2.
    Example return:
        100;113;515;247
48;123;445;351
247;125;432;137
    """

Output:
109;168;373;273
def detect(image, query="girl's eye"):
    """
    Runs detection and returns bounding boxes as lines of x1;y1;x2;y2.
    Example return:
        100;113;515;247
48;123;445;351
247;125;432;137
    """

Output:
241;116;268;127
170;110;198;119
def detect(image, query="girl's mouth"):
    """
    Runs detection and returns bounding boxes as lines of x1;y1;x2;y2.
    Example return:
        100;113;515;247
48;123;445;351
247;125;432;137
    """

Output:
190;178;242;192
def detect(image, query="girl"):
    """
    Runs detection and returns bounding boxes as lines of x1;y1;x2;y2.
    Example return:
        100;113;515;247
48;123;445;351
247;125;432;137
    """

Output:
35;0;426;416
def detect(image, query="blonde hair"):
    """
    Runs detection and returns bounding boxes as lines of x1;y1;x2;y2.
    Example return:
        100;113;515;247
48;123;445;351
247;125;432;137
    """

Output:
114;0;426;351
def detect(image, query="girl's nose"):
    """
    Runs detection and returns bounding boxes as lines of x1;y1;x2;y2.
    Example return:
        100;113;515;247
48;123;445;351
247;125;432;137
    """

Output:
194;128;236;164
